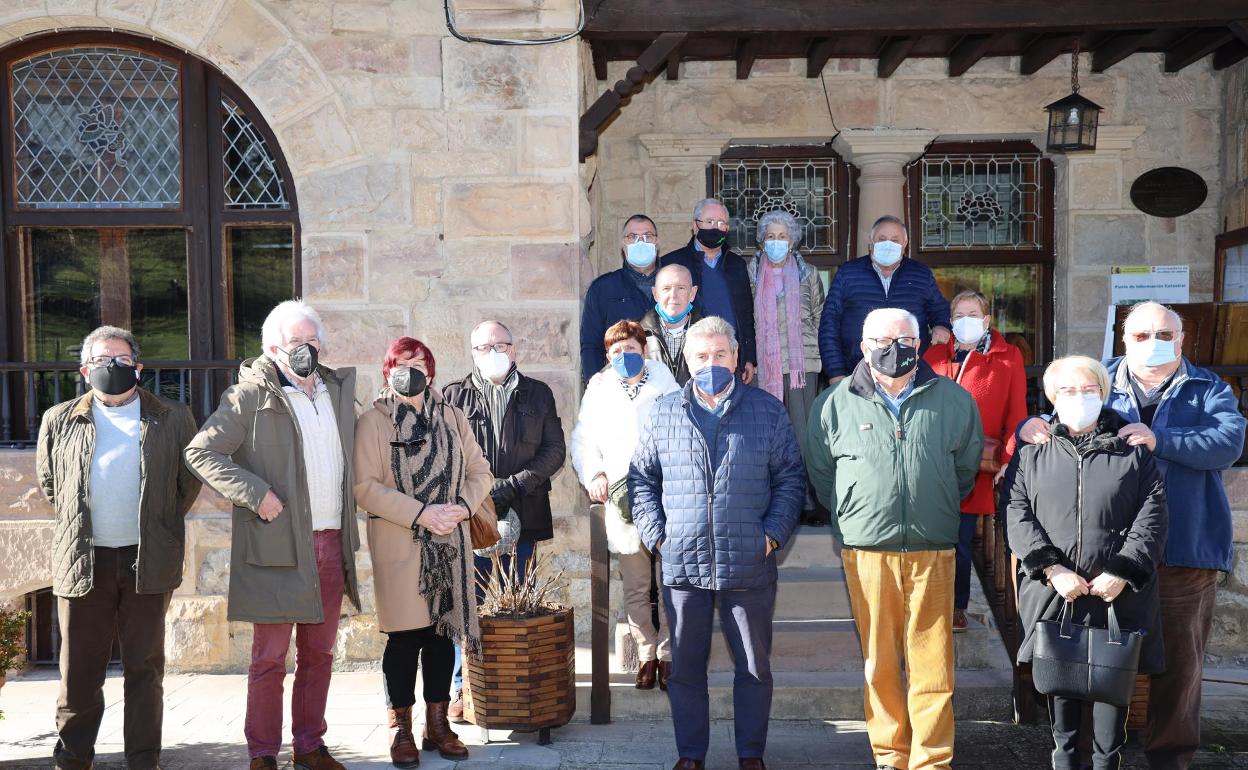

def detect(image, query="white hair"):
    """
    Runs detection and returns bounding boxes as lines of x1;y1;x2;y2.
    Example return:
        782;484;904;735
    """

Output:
80;325;140;365
692;197;728;222
869;214;907;241
1123;301;1184;334
470;320;513;344
862;308;920;341
755;209;804;249
260;299;327;355
685;315;739;352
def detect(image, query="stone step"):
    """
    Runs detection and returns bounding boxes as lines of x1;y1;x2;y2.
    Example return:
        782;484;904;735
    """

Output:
773;525;841;570
775;566;853;619
709;619;863;672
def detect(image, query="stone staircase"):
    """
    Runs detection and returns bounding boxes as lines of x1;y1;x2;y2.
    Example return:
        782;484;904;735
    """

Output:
575;525;1015;721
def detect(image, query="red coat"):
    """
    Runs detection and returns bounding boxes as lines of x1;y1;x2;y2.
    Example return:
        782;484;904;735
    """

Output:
923;330;1028;515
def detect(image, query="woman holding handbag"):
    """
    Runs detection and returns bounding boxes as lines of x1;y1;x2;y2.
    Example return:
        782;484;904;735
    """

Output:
1005;355;1167;770
353;337;495;767
570;320;679;690
922;290;1028;631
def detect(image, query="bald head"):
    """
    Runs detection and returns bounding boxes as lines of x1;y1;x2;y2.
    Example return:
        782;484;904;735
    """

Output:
1123;301;1183;336
653;263;698;319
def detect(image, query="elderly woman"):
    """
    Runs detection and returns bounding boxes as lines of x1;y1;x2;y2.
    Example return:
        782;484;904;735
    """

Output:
746;209;826;522
922;290;1028;631
1006;355;1167;770
354;337;494;767
571;320;680;689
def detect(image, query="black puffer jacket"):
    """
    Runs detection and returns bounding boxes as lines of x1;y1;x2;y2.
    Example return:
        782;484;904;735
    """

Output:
1005;409;1168;673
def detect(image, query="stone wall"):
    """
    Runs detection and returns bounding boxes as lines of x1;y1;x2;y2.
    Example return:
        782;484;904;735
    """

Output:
0;0;590;672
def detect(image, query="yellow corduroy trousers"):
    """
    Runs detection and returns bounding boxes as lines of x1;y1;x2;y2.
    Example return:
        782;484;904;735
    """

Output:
842;547;956;770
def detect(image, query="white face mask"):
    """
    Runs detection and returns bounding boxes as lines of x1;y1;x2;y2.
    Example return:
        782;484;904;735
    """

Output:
871;240;903;267
1131;336;1179;368
476;349;512;380
1055;393;1102;431
952;316;986;345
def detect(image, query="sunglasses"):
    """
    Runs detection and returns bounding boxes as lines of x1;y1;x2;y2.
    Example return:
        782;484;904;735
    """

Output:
1127;330;1177;343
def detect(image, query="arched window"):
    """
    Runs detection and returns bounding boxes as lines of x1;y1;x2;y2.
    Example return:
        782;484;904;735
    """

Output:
0;33;299;443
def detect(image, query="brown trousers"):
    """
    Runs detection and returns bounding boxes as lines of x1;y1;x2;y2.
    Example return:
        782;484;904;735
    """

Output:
1145;565;1219;770
55;546;171;770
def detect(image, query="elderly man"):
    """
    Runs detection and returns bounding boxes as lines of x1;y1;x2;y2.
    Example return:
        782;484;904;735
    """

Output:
36;326;201;770
442;319;566;719
660;198;757;382
639;263;702;385
1017;301;1246;770
581;214;663;382
630;316;805;770
817;215;951;383
184;300;360;770
806;308;982;770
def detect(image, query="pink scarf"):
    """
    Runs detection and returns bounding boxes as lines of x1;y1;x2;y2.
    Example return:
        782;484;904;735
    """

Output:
754;255;806;400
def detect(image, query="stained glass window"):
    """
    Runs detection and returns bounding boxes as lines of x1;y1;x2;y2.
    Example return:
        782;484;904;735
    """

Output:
712;156;841;258
918;154;1044;250
11;47;181;209
222;96;288;210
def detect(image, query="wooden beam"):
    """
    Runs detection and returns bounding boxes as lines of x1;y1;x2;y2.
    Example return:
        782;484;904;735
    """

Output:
591;42;608;81
1020;32;1079;75
948;33;995;76
665;51;681;80
1214;38;1248;69
579;33;688;161
1230;19;1248;45
1091;30;1151;71
735;37;760;79
1165;28;1235;71
806;36;836;78
878;36;916;78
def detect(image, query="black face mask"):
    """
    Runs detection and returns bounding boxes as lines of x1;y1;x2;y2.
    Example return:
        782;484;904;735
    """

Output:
390;366;427;397
869;341;919;378
695;227;727;249
88;361;139;396
280;343;318;379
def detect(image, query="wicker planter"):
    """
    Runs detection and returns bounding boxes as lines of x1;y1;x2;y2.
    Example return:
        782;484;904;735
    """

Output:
463;607;576;731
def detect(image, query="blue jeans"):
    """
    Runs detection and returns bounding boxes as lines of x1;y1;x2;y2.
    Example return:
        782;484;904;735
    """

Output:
954;512;980;610
452;539;536;692
663;581;777;761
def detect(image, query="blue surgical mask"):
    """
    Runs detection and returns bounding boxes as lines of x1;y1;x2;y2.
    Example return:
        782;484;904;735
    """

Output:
625;241;657;269
611;351;645;379
692;364;734;396
1140;337;1179;367
763;240;789;263
872;240;903;267
654;302;693;325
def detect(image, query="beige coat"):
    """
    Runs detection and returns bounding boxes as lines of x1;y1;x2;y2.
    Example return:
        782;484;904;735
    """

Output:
354;391;494;633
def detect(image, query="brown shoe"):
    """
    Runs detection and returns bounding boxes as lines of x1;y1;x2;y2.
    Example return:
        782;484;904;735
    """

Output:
292;745;347;770
636;659;658;689
953;608;969;633
447;689;466;723
249;758;277;770
739;759;767;770
422;701;469;760
658;659;672;691
672;760;704;770
387;706;420;768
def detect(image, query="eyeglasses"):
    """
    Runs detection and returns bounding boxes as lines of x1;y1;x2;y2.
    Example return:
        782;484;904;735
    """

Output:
866;336;918;348
1127;330;1178;343
1055;385;1102;397
623;233;658;244
695;217;729;228
472;342;513;354
86;354;136;367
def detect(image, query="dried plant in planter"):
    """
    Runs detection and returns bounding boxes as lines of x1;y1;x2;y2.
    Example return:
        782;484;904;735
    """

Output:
476;548;567;618
0;606;31;719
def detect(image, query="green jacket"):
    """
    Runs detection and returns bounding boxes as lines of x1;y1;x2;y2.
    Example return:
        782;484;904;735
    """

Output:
806;359;983;551
37;389;202;597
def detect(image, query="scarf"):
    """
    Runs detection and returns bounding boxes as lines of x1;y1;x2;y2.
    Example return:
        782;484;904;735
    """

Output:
389;395;480;654
468;367;523;556
754;255;807;399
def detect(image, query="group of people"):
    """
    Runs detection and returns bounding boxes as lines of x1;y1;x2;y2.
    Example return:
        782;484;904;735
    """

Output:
31;195;1244;770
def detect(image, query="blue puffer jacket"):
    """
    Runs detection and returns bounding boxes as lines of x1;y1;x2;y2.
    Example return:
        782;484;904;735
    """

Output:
628;380;806;591
1104;356;1246;571
580;263;655;381
817;256;950;378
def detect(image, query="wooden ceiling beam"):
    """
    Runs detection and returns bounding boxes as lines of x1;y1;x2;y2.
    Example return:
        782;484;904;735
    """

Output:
590;42;608;81
1020;32;1080;75
735;37;760;79
947;33;995;76
665;50;681;80
1214;39;1248;69
1091;30;1152;71
878;36;917;78
1165;28;1235;71
1229;19;1248;45
806;37;836;78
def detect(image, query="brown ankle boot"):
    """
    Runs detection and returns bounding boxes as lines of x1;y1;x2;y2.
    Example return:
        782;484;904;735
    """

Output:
422;701;469;760
387;707;420;768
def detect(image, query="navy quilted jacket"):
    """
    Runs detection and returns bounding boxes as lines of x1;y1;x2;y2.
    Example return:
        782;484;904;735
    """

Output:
628;380;806;590
580;263;656;382
817;256;950;378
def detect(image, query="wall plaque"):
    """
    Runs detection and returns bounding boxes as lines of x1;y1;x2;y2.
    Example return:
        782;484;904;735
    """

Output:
1129;167;1207;217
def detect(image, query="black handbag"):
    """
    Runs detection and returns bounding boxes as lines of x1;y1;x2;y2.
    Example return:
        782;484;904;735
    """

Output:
1032;600;1143;708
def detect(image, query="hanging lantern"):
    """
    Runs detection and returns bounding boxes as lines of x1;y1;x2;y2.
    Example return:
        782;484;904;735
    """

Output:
1045;45;1102;153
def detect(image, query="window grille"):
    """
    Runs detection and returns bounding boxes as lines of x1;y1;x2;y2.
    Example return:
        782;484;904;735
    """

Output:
918;153;1043;251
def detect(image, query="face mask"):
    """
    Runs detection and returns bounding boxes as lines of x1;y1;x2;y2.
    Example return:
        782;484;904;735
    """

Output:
611;352;645;379
625;241;657;269
279;343;318;379
476;349;512;381
695;227;727;250
1055;393;1102;432
952;317;986;345
871;240;903;267
692;364;734;396
869;341;918;378
389;366;427;397
88;360;138;396
763;240;789;263
1135;336;1179;368
654;301;693;325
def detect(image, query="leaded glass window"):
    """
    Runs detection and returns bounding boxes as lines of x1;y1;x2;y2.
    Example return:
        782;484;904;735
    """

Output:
11;47;181;209
712;154;842;260
222;96;288;210
918;154;1043;250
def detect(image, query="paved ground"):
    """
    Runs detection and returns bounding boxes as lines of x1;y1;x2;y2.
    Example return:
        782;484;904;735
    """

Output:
2;671;1247;769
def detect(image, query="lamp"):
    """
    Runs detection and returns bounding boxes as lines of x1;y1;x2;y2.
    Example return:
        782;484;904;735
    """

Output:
1045;44;1102;153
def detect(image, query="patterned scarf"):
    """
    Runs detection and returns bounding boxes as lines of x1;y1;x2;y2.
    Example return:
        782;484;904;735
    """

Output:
754;255;806;399
389;395;480;653
618;366;650;400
